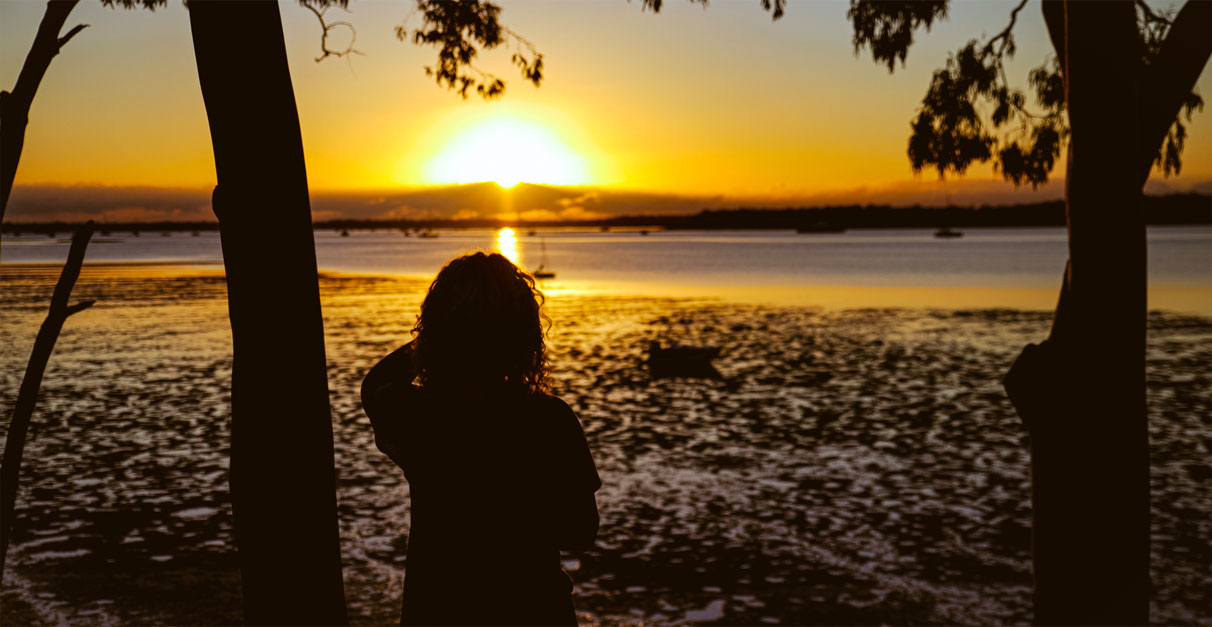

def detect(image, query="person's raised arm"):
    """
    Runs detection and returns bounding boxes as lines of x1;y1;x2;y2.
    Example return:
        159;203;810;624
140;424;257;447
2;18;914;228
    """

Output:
361;341;418;463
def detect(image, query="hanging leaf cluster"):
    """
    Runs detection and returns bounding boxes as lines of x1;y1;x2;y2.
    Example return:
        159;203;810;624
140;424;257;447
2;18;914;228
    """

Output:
847;0;948;72
847;0;1203;186
909;39;1066;187
398;0;543;100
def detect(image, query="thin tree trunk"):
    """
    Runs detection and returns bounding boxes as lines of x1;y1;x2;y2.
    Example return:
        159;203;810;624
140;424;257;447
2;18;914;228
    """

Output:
1;223;94;580
1006;1;1209;624
187;1;347;624
0;0;87;226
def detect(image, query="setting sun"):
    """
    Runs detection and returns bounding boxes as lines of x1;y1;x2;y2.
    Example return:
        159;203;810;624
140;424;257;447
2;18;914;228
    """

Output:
423;117;589;188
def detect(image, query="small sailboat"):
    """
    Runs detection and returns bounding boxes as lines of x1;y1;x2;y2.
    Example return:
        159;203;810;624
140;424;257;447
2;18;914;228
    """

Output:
532;238;555;279
340;229;350;237
935;192;962;238
934;226;963;238
796;221;846;234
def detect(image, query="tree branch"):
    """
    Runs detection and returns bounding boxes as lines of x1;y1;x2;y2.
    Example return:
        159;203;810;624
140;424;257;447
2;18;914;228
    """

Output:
1136;0;1211;182
65;300;95;317
1;0;84;225
0;221;94;578
302;1;363;63
983;0;1030;58
57;22;89;48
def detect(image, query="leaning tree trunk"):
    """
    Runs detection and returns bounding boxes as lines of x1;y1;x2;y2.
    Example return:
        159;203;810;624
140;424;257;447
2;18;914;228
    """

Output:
1;224;94;580
188;1;347;624
1;0;87;227
1005;1;1210;624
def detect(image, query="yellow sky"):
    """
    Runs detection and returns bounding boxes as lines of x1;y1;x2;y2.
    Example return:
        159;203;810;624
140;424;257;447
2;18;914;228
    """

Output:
1;0;1210;203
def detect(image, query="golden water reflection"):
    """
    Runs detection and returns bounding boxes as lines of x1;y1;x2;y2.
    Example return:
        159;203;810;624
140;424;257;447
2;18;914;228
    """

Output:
496;227;520;266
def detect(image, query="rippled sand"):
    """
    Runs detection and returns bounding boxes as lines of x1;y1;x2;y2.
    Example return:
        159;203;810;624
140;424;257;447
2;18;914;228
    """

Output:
1;266;1209;625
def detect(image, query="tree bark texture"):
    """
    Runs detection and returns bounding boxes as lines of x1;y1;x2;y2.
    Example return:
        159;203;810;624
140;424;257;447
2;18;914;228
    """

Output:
1006;1;1210;624
0;0;86;226
187;2;347;623
1;223;94;580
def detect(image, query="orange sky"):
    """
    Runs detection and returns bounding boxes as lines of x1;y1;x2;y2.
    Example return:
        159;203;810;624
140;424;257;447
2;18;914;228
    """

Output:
1;0;1210;218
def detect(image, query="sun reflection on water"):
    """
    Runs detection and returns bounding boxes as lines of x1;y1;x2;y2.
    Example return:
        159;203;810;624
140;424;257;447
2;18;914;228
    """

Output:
496;228;520;266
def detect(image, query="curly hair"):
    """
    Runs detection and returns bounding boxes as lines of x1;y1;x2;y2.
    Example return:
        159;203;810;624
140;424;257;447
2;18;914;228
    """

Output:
412;251;550;394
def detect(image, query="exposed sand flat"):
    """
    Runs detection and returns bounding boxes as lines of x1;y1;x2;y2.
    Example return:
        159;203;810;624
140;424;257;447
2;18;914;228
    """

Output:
1;267;1209;625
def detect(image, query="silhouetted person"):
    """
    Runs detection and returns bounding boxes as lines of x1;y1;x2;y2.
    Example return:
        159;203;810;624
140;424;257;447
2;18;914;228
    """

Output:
362;252;601;626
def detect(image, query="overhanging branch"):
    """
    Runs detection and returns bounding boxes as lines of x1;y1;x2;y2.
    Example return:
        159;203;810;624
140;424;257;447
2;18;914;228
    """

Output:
1137;0;1211;180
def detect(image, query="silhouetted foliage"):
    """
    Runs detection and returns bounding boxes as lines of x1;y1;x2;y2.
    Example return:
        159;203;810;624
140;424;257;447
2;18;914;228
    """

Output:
104;0;543;101
845;0;1203;185
396;0;542;99
99;0;165;9
639;0;784;20
847;1;948;72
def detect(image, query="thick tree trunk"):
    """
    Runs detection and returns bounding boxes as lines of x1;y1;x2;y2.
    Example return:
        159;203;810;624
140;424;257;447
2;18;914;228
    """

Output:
187;2;347;624
1007;1;1210;624
0;0;86;227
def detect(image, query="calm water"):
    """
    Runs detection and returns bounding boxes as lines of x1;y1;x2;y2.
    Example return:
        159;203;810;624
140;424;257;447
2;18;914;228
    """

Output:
4;226;1210;312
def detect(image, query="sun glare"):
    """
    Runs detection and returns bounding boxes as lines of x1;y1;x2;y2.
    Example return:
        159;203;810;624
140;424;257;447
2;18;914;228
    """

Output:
424;117;589;188
496;227;520;265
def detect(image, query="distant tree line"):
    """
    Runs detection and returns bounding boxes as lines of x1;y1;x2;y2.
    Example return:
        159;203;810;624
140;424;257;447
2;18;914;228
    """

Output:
5;193;1208;235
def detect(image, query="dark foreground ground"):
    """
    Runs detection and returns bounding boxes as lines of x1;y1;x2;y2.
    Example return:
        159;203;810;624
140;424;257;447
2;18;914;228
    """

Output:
1;266;1209;625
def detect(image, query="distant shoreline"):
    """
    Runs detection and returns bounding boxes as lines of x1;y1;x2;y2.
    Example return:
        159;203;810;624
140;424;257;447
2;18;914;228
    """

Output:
3;194;1208;234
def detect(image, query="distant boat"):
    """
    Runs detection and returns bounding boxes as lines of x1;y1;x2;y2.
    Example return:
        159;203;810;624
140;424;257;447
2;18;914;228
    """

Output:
532;238;555;279
934;226;963;238
796;222;845;234
191;231;200;237
600;226;610;233
340;229;350;237
417;230;439;238
647;341;721;379
935;192;962;238
527;229;537;236
639;230;649;236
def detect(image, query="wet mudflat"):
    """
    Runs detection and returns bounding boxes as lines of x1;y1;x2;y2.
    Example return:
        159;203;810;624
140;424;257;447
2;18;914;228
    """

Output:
1;267;1209;625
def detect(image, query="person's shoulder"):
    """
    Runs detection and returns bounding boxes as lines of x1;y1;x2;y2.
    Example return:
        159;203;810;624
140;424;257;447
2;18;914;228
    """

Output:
527;393;586;434
533;392;576;416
